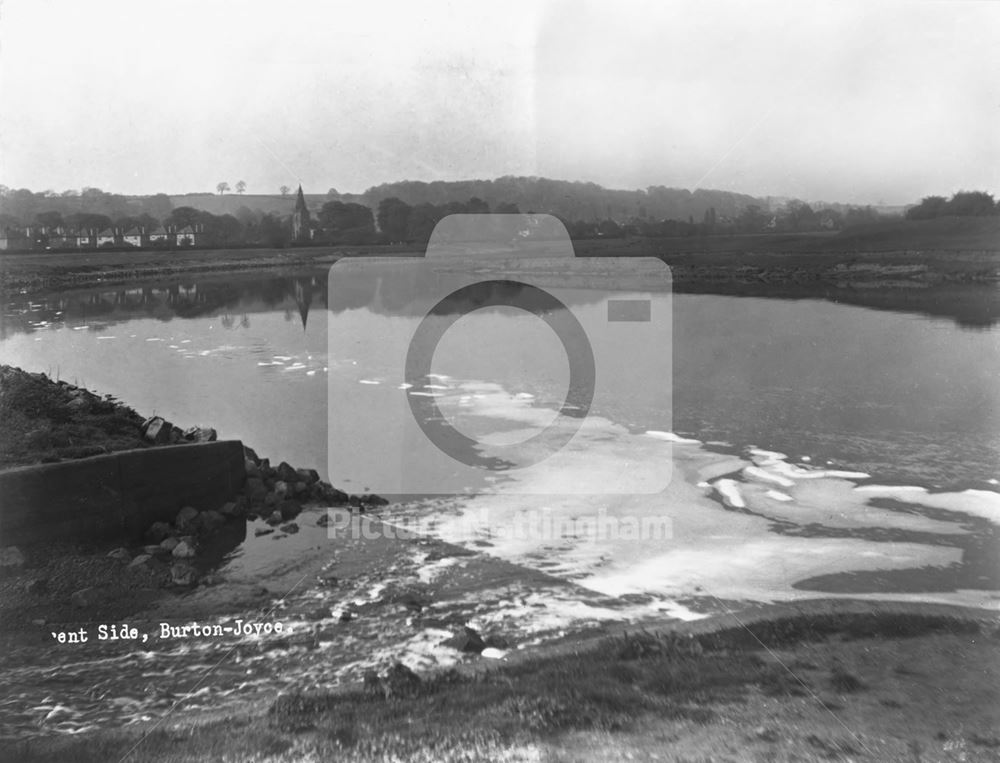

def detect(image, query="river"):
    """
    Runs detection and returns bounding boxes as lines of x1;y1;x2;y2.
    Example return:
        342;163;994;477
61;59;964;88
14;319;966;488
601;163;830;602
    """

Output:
1;263;998;736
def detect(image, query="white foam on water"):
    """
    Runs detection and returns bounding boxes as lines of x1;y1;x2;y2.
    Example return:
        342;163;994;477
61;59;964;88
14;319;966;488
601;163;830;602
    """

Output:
97;336;116;340
744;465;795;488
714;479;746;508
306;370;316;376
645;430;699;444
425;384;449;390
765;489;794;502
408;391;441;397
72;326;89;330
406;379;994;611
144;337;162;342
358;379;381;385
417;556;461;584
397;383;413;390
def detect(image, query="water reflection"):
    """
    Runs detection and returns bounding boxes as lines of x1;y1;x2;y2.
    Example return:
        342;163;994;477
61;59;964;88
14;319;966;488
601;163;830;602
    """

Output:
0;273;329;340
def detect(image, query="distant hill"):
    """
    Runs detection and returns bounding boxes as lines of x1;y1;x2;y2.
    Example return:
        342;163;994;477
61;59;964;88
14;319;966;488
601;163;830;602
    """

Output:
169;177;766;222
350;176;763;223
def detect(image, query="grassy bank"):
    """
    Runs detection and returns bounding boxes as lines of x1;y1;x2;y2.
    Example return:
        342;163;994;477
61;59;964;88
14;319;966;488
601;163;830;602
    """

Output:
8;607;998;762
1;217;997;294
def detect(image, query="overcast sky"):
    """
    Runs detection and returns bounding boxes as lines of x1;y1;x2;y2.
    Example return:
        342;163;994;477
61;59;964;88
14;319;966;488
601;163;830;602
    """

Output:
0;0;996;204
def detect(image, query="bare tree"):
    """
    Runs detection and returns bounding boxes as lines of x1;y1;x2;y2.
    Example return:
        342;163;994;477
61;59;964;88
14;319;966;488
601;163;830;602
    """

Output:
236;180;247;194
217;182;231;195
279;185;291;196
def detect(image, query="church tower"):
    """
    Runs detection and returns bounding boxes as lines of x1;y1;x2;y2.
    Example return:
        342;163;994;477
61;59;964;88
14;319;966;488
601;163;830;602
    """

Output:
292;185;311;243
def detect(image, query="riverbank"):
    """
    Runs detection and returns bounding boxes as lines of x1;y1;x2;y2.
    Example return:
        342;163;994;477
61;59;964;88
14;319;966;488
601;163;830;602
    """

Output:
1;217;998;295
8;602;999;762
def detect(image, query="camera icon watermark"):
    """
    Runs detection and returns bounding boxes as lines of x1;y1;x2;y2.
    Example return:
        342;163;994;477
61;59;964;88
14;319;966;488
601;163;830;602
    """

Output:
327;214;672;497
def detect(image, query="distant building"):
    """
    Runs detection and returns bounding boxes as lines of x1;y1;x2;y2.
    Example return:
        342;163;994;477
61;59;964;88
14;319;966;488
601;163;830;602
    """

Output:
148;226;172;244
122;227;145;247
0;227;30;251
96;228;118;247
175;225;204;246
292;185;312;243
76;230;97;248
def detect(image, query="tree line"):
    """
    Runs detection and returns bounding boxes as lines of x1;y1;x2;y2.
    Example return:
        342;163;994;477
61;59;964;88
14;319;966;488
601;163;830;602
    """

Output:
905;191;998;220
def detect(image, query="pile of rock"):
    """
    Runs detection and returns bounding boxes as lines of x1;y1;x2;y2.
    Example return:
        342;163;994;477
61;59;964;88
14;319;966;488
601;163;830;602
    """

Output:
240;446;388;526
141;415;218;446
140;503;236;587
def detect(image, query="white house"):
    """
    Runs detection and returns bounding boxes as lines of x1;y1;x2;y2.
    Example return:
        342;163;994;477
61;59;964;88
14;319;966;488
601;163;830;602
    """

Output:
122;227;144;247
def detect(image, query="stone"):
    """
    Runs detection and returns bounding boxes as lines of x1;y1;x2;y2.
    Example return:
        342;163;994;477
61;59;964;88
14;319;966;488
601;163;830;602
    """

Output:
276;461;298;483
254;527;274;537
168;426;185;444
293;481;309;496
129;554;153;569
279;499;302;520
142;544;162;555
266;511;284;526
316;513;331;527
71;587;100;608
263;493;278;509
361;493;389;507
170;562;198;586
380;663;421;698
244;459;260;477
258;459;275;479
245;477;267;505
199;510;226;534
274;480;290;499
159;537;180;552
219;501;238;517
183;426;217;442
172;540;196;558
107;547;131;562
442;626;485;654
279;522;299;534
484;634;512;650
295;468;320;485
0;546;27;571
23;577;48;595
244;446;260;465
142;416;172;445
144;521;173;543
175;506;200;533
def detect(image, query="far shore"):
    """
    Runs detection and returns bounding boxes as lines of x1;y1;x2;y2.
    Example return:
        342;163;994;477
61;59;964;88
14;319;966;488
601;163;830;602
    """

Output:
1;226;998;296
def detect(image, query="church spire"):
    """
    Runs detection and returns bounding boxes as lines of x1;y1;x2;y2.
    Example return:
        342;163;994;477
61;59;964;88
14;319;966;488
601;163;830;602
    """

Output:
292;185;311;243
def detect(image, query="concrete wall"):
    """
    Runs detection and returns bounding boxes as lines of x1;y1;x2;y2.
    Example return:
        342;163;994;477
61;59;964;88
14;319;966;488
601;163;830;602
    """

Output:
0;441;246;546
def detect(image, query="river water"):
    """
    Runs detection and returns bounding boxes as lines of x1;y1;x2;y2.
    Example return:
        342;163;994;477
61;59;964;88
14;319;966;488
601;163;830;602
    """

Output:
1;263;998;737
